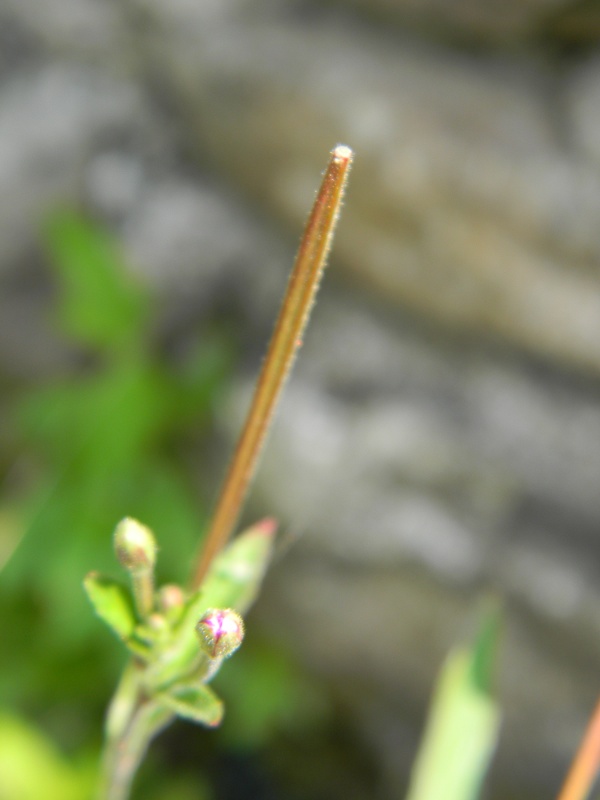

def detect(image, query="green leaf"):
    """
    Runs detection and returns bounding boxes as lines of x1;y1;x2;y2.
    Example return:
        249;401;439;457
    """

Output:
83;572;136;640
200;519;276;614
43;209;149;350
156;682;224;728
406;603;502;800
469;598;501;694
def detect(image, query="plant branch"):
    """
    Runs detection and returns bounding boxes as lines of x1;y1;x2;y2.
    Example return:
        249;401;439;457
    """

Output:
190;145;353;588
99;663;174;800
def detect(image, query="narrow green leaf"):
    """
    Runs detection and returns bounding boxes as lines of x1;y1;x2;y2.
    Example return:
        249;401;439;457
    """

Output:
470;597;501;694
156;682;224;728
406;606;502;800
43;209;149;350
83;572;136;640
200;519;276;614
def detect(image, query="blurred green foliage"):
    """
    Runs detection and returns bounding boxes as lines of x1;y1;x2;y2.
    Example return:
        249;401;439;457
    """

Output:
215;636;331;751
0;210;332;800
0;210;234;793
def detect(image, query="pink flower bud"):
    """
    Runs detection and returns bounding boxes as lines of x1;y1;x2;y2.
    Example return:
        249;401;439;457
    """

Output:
196;608;244;659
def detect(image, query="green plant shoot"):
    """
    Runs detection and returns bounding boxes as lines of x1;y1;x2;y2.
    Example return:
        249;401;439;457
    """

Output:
85;146;353;800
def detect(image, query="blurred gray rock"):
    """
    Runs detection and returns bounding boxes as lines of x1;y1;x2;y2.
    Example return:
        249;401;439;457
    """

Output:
567;53;600;168
325;0;599;44
124;1;600;377
0;64;143;269
240;290;600;793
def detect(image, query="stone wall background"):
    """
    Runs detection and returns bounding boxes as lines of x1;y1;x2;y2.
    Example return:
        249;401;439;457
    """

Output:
1;1;600;797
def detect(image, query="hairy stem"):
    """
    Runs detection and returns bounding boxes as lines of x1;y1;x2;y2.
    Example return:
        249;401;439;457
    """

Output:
99;664;173;800
131;568;154;619
191;145;353;588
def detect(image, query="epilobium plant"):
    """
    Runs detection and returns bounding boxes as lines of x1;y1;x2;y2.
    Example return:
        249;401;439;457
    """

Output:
85;146;353;800
83;143;598;800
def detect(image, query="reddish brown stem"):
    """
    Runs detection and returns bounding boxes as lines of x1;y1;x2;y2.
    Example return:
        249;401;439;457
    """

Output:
191;145;353;588
556;696;600;800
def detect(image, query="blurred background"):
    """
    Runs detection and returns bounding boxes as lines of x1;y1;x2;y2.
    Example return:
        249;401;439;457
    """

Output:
1;0;600;798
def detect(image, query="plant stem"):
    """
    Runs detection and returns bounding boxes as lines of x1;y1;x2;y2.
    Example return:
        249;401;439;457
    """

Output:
99;663;174;800
131;568;154;619
190;145;353;588
556;696;600;800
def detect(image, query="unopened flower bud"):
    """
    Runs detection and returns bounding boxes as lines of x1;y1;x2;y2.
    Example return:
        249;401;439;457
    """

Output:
158;584;185;613
147;613;168;632
196;608;244;659
114;517;157;573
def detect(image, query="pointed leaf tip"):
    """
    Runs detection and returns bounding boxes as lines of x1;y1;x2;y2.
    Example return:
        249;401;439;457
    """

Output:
470;596;502;695
249;517;278;537
199;520;276;614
